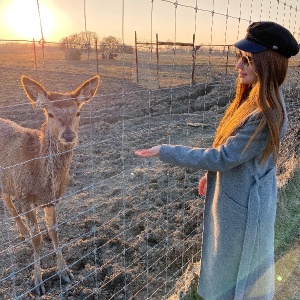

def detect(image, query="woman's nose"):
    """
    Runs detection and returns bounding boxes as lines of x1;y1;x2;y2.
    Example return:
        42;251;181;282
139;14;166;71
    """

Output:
236;59;243;69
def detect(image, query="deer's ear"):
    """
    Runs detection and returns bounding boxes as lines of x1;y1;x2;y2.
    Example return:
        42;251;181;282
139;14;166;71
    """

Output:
71;75;100;107
21;75;48;108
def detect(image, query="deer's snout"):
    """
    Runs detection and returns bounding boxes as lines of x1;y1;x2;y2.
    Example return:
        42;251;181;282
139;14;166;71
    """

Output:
61;130;77;143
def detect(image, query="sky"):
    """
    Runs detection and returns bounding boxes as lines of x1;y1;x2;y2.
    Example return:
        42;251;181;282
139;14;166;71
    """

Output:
0;0;299;46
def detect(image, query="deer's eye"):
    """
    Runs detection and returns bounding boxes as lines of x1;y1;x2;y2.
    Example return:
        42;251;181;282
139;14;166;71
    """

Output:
76;112;80;117
48;113;54;118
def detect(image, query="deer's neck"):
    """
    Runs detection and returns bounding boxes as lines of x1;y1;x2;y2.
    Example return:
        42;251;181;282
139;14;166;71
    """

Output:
39;123;75;199
40;123;75;169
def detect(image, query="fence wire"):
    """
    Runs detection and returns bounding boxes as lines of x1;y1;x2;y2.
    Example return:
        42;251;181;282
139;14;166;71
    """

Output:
0;0;299;299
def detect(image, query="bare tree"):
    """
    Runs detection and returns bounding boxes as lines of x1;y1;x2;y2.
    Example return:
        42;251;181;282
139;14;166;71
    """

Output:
59;31;99;51
99;36;121;52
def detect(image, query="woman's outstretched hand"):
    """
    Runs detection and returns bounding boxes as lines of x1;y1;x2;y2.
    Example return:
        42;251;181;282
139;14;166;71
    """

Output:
198;175;207;196
135;145;162;157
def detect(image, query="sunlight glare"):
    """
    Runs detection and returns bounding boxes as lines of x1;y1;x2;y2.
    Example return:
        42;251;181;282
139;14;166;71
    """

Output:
3;0;55;40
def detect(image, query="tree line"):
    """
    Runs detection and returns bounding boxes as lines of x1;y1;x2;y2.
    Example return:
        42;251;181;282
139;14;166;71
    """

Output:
59;31;133;54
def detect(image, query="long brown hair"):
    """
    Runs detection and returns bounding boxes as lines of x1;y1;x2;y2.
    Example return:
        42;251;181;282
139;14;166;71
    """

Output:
213;50;288;164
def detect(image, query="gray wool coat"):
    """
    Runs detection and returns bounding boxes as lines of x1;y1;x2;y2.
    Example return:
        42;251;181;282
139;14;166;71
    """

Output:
159;107;288;299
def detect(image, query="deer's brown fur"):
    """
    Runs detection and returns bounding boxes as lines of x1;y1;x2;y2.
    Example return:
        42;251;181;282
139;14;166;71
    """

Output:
0;75;100;295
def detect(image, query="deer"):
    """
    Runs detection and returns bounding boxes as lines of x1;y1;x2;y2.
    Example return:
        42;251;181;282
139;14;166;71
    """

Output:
0;74;100;295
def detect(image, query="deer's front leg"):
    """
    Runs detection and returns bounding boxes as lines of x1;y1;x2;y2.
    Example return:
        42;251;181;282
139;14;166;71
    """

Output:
4;193;30;239
25;207;45;295
44;204;74;283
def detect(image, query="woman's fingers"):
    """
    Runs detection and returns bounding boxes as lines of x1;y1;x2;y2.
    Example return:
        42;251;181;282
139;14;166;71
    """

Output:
135;149;152;157
135;145;161;157
198;176;207;196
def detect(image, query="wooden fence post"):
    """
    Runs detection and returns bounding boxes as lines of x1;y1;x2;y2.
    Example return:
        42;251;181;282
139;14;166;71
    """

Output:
33;38;37;70
135;31;139;83
156;33;159;85
95;38;99;74
156;34;160;86
225;45;230;75
191;33;196;84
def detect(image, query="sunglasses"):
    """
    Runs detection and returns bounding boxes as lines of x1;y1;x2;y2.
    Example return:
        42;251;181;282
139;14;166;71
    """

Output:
235;51;254;69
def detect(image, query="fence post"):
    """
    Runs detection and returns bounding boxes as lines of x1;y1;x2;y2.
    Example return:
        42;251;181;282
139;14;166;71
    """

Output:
156;33;159;85
225;45;230;75
32;38;38;70
95;38;99;74
191;33;196;84
135;31;139;84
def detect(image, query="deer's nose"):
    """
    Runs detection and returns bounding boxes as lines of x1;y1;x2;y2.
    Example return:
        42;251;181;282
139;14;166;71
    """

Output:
62;131;76;142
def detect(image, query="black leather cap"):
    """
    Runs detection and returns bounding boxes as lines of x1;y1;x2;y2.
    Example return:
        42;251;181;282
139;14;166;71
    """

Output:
234;21;299;58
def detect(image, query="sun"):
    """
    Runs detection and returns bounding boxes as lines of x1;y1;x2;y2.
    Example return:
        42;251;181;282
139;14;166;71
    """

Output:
3;0;56;41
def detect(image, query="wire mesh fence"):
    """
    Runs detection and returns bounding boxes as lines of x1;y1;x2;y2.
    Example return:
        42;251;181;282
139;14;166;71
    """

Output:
0;0;299;299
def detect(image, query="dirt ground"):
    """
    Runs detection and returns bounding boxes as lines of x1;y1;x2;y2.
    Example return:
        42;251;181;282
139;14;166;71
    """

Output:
0;45;299;299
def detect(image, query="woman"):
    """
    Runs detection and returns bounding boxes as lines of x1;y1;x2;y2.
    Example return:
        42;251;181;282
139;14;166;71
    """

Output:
135;22;299;299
